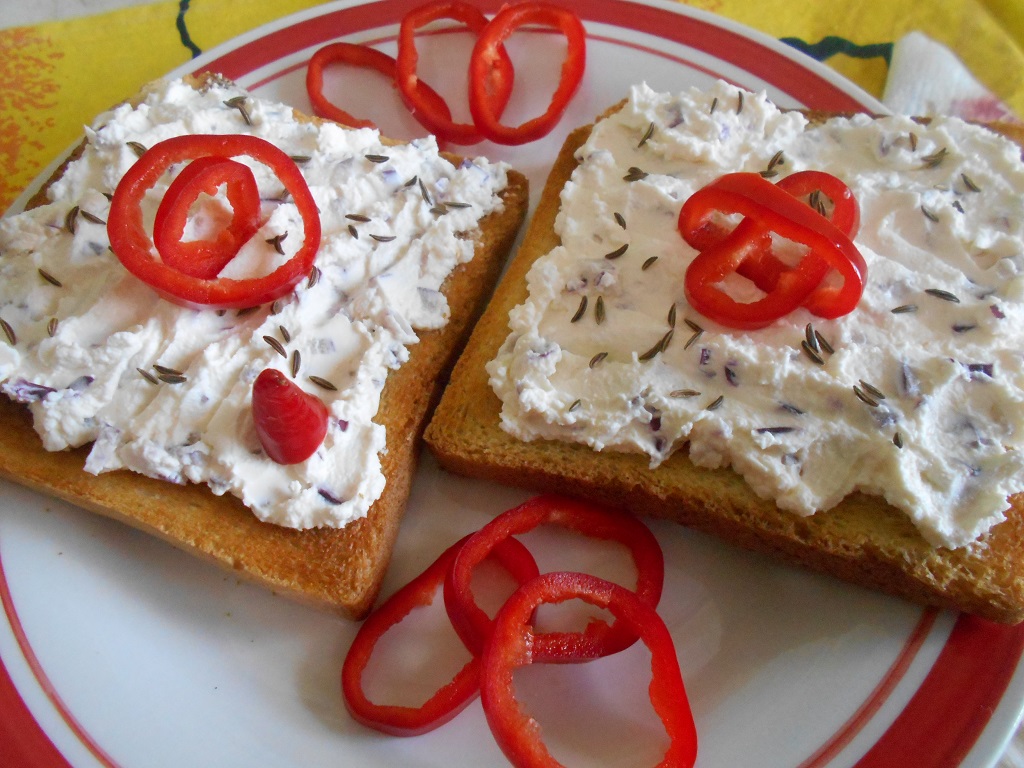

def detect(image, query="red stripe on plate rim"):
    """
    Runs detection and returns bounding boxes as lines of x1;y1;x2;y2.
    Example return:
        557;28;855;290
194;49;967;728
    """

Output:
798;608;939;768
855;614;1024;767
0;547;119;768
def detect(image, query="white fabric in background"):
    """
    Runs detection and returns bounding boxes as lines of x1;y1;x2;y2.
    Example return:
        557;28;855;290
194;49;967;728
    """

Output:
883;30;1019;121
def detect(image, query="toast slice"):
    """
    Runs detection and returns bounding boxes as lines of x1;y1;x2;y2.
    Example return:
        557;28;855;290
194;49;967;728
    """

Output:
0;74;528;619
425;89;1024;624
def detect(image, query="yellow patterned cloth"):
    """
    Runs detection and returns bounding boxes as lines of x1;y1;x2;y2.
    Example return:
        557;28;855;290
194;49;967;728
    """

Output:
1;0;1022;211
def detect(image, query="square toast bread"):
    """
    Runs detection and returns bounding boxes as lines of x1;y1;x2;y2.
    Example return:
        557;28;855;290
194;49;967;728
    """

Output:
425;117;1024;625
0;74;529;620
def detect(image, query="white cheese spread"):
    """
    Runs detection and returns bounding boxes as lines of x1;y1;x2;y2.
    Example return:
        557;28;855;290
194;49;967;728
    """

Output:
0;75;509;529
488;81;1024;549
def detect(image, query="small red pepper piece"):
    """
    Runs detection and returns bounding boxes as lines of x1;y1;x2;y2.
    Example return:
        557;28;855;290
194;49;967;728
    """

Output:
396;0;515;145
251;369;329;465
468;2;586;145
444;494;664;662
480;572;698;768
108;134;321;310
306;42;454;132
679;171;867;329
341;535;539;736
151;155;263;280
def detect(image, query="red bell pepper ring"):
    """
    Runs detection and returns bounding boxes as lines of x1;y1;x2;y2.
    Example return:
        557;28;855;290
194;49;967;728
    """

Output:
306;42;454;132
342;535;539;736
468;2;586;146
151;155;263;280
108;134;321;310
480;572;698;768
444;494;664;662
679;172;867;329
396;0;515;145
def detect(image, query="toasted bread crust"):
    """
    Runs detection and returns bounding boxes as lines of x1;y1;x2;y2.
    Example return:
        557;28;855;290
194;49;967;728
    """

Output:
0;75;529;619
425;119;1024;624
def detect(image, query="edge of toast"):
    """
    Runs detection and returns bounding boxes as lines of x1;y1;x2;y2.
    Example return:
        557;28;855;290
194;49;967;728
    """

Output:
424;115;1024;625
0;74;529;620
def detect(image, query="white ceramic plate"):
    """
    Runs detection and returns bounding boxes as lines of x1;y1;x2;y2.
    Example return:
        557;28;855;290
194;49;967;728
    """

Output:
3;1;1024;766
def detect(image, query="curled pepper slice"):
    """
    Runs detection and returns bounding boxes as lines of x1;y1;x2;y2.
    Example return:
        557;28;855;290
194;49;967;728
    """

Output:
396;0;516;145
306;42;453;132
679;172;866;329
108;134;321;310
480;572;698;768
468;2;586;145
444;494;664;662
152;155;262;280
341;535;539;736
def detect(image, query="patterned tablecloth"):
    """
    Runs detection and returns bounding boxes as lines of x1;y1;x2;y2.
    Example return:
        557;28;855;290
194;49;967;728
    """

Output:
2;0;1024;765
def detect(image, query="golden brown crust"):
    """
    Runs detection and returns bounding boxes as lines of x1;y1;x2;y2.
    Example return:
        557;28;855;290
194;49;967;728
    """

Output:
424;119;1024;624
0;75;529;619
